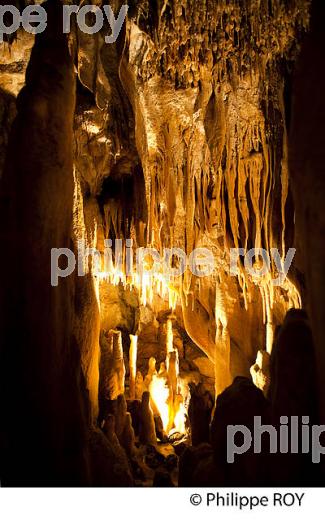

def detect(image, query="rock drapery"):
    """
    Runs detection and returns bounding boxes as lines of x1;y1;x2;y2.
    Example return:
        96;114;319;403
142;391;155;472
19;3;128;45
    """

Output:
71;0;307;398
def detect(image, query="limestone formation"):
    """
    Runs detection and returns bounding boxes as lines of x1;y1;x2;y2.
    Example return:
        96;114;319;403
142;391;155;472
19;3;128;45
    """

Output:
144;357;158;390
129;334;138;399
68;0;308;407
121;412;137;458
114;394;128;441
250;350;271;396
100;418;133;485
0;0;90;485
188;383;214;446
210;376;270;486
135;371;144;400
139;391;157;446
1;0;323;488
99;329;126;401
289;0;325;427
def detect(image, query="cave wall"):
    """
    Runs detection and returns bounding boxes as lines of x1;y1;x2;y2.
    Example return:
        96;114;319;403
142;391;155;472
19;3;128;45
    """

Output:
0;26;34;179
289;0;325;425
0;1;91;485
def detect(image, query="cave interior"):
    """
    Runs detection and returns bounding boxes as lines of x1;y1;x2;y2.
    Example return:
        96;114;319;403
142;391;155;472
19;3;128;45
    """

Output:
0;0;324;487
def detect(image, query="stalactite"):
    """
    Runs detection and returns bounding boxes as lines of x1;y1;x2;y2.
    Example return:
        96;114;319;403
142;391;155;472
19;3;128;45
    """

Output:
72;0;310;406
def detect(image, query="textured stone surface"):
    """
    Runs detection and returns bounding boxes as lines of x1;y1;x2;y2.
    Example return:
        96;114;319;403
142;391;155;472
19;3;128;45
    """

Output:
289;0;325;428
69;0;308;398
0;0;90;485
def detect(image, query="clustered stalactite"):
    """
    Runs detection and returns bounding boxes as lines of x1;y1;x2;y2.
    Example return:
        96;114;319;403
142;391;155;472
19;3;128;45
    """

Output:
134;0;309;85
117;0;307;396
64;0;310;410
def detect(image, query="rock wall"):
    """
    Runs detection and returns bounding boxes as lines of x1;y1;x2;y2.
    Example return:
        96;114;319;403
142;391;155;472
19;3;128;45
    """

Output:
0;0;91;485
289;0;325;425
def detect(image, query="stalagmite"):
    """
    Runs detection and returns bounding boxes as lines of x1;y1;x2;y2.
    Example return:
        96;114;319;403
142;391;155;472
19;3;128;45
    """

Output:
114;394;128;441
129;334;138;400
112;330;126;397
120;412;137;458
102;414;131;470
103;414;117;443
173;394;187;435
167;349;179;400
159;362;168;378
100;330;126;401
214;281;232;395
250;350;271;396
188;383;214;446
139;391;157;445
135;371;144;400
149;372;170;432
144;357;157;390
166;318;174;353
